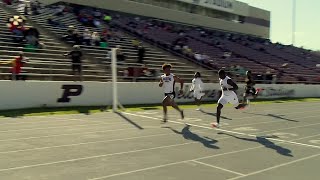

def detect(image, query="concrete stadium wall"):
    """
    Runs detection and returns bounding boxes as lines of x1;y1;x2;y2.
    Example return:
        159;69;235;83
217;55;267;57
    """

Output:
0;81;319;110
37;0;270;38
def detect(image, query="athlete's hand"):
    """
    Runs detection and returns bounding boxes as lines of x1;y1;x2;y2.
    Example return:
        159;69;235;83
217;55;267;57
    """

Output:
159;82;163;87
223;87;228;91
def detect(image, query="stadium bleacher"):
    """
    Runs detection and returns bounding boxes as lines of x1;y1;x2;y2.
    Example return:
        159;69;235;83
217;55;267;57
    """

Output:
1;1;319;83
6;2;215;82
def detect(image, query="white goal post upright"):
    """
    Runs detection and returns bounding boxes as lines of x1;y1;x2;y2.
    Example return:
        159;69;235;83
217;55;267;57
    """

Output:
111;48;121;112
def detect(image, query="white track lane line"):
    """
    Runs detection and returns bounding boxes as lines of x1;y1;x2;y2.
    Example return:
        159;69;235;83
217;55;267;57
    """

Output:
123;112;320;149
0;141;212;173
191;160;245;176
88;134;320;180
0;122;132;134
0;127;136;142
228;153;320;180
226;114;320;128
35;101;319;124
0;126;208;154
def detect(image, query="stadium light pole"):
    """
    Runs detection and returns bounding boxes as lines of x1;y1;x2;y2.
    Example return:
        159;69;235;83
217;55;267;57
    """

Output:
292;0;296;46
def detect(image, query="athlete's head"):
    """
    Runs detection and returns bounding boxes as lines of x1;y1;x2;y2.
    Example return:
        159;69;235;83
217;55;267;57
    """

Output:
194;72;201;78
218;69;226;79
162;63;172;75
246;70;252;77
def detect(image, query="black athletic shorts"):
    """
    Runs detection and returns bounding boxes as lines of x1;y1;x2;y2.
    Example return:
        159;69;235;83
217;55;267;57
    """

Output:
245;86;256;95
72;64;82;73
164;92;176;99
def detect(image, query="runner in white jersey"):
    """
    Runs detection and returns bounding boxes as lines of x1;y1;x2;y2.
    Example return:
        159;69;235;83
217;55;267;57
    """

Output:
190;72;205;111
159;64;184;123
212;69;246;128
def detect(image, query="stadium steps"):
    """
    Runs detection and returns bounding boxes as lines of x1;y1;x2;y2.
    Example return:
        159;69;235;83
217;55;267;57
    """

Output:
0;6;110;81
11;4;216;82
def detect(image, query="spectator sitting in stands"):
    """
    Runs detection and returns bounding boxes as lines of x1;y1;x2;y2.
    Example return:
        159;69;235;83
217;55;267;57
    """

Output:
3;0;13;5
132;39;140;49
72;29;81;45
103;13;112;24
182;45;192;56
173;45;182;52
222;51;232;59
200;30;208;37
63;25;75;40
93;19;101;27
101;29;111;42
82;29;91;45
194;52;203;63
47;16;64;28
64;45;83;80
201;54;210;64
54;4;65;16
91;32;100;46
141;64;155;77
93;9;102;19
9;23;25;43
24;27;42;48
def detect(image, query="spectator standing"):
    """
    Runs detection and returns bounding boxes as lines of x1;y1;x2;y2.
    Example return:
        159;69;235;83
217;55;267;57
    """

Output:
0;52;28;80
91;32;100;46
64;45;83;81
82;29;91;45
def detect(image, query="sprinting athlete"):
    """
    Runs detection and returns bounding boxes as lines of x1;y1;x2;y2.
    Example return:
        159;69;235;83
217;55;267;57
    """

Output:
159;64;184;123
190;72;205;111
243;70;262;105
212;69;246;128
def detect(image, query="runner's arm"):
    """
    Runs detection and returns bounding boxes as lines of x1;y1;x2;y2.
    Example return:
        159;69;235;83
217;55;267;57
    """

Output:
225;79;238;91
174;75;184;93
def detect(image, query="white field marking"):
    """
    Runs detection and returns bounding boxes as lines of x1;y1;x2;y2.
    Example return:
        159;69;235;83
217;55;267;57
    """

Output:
1;102;315;127
201;122;229;126
231;108;319;120
191;160;245;176
0;122;184;143
232;127;259;132
0;127;137;142
0;101;317;123
0;122;132;134
0;127;210;154
140;107;320;127
270;133;299;139
309;140;320;144
31;102;318;124
0;118;89;126
123;112;320;149
228;153;320;180
88;133;320;180
0;118;132;131
226;114;320;128
136;111;159;115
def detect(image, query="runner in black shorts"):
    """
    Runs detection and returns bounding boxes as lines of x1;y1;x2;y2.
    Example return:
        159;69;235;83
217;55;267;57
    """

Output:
243;70;261;104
